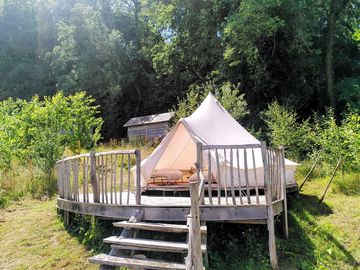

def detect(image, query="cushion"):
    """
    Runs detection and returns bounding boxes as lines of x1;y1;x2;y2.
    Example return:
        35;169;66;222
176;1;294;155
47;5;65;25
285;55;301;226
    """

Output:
151;168;183;180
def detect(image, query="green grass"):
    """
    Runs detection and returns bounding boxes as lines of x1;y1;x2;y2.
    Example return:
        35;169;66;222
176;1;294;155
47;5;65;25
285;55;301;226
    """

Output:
0;142;156;208
0;156;359;269
207;169;359;269
276;182;359;269
0;198;97;270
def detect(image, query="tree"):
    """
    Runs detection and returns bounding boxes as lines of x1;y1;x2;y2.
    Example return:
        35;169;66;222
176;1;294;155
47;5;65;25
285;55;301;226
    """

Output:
174;81;248;122
0;92;103;186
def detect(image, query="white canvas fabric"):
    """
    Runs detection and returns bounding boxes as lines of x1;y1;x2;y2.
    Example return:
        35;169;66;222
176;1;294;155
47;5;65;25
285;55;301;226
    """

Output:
138;93;299;187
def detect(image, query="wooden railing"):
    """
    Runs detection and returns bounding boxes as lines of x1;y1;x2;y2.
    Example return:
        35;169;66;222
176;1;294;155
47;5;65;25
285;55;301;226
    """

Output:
196;142;286;206
56;149;142;205
188;142;287;269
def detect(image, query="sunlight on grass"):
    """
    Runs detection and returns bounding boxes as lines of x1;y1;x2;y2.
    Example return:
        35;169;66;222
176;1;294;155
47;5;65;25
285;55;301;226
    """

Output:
0;199;97;270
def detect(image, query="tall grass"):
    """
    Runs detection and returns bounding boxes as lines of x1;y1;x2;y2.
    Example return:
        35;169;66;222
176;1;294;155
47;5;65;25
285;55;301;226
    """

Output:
334;173;360;196
0;140;156;208
0;162;52;208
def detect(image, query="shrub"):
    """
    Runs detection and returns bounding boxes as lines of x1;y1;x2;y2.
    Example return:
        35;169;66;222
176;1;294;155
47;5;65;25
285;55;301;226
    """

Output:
315;109;360;172
0;91;103;196
262;101;314;160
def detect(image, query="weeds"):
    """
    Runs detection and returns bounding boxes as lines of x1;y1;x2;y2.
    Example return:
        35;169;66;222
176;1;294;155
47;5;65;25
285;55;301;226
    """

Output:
333;173;360;196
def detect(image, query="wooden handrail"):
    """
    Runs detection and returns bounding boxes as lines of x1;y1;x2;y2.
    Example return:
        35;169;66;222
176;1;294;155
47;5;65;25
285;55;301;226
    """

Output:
56;149;142;206
56;149;137;163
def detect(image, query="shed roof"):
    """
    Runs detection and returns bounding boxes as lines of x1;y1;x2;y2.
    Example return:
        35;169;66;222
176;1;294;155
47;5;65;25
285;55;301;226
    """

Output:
123;112;174;127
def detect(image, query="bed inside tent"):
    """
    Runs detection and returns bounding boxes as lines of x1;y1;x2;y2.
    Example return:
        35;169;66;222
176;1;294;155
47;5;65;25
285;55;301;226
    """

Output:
138;93;299;192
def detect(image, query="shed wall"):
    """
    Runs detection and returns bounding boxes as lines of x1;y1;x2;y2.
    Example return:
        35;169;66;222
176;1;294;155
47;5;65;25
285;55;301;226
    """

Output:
127;122;169;138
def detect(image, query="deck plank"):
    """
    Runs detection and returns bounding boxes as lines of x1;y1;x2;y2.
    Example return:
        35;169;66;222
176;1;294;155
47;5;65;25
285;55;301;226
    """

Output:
113;221;207;234
79;191;266;206
57;197;269;221
90;254;186;270
103;237;206;253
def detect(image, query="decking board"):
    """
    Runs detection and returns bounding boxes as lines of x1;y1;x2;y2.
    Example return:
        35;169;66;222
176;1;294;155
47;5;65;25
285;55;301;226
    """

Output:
90;254;186;270
57;196;274;221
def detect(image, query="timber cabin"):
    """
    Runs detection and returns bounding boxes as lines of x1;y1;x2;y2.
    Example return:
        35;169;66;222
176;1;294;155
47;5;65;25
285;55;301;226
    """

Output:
123;112;174;139
56;94;297;269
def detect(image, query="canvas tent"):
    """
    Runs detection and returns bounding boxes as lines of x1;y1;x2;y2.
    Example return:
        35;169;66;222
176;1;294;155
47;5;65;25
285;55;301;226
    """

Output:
138;93;298;188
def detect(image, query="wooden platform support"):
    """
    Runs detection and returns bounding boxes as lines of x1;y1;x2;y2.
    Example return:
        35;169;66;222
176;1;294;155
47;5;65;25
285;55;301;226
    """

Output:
262;141;278;270
186;179;204;270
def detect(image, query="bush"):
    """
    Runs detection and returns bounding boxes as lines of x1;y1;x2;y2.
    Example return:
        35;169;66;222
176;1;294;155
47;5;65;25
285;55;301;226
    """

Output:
0;189;23;208
0;91;103;197
262;101;314;160
315;109;360;172
334;173;360;196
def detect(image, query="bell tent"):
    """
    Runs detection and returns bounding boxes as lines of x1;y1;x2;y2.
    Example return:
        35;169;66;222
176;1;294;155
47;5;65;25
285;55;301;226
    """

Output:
139;93;298;189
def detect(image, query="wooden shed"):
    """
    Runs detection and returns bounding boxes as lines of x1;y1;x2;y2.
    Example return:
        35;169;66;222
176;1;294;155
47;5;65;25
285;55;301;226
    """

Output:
123;112;174;139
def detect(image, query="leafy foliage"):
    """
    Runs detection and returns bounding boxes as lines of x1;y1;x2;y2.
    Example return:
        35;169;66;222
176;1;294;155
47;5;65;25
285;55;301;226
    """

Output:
262;101;314;159
174;81;248;121
315;110;360;172
0;0;359;138
264;102;360;171
0;92;102;185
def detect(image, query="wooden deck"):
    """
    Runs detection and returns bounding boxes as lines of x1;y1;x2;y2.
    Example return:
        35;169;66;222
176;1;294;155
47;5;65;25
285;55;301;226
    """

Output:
57;192;284;222
56;143;289;269
56;145;287;222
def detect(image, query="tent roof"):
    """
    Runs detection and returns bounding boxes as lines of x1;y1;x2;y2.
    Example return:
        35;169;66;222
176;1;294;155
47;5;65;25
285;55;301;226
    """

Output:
181;93;259;145
123;112;174;127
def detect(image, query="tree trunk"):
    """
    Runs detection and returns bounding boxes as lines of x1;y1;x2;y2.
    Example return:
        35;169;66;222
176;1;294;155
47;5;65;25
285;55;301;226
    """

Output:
325;0;336;108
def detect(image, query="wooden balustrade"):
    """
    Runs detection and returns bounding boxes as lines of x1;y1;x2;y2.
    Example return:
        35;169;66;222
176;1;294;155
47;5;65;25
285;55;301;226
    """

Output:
196;142;286;206
56;149;142;205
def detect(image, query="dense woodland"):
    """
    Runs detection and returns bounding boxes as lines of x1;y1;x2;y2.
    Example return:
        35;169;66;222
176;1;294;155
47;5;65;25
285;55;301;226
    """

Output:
0;2;359;268
0;0;359;139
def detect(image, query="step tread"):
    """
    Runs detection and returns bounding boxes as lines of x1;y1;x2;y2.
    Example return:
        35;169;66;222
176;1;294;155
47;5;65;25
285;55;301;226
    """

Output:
89;254;186;270
103;236;206;253
113;221;207;234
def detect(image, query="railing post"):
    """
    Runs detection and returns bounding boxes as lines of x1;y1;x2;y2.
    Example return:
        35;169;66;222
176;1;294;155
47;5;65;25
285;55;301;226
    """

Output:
57;162;63;199
196;142;205;205
186;180;204;270
90;150;100;203
279;146;288;239
135;149;142;205
261;141;278;269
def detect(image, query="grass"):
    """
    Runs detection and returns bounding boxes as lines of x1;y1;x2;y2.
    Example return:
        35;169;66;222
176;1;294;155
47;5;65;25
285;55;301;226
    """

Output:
0;142;156;208
0;198;97;270
276;175;359;270
207;167;359;269
0;150;359;269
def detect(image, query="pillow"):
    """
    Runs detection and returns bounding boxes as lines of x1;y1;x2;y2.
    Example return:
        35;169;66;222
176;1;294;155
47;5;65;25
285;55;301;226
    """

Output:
151;168;183;180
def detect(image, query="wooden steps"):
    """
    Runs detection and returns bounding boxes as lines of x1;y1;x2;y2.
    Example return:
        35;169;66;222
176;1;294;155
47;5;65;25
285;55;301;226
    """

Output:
90;254;186;270
104;236;206;253
113;221;207;234
89;210;207;270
